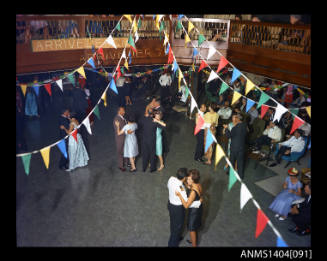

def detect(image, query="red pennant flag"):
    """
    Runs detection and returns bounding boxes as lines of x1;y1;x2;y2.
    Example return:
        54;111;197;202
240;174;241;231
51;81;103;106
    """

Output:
290;116;305;135
167;46;174;64
255;209;269;238
71;129;78;143
97;47;105;60
194;114;205;135
260;104;269;119
216;56;229;73
115;65;122;81
44;83;52;96
198;60;208;72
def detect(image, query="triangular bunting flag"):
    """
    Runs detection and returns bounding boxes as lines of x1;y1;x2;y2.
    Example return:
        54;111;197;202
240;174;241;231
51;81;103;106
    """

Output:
194;113;204;135
71;129;78;143
172;60;178;74
188;21;194;34
273;104;288;122
205;128;214;153
246;99;255;113
260;104;269;119
184;33;191;47
198;60;208;72
207;70;219;83
33;84;40;96
176;20;182;32
257;92;270;109
232;91;242;105
132;19;137;33
20;84;27;96
214;143;225;169
190;95;197;114
165;43;170;55
167;46;174;64
21;154;32;176
105;35;117;49
44;83;52;96
67;74;75;86
178;69;183;91
40;146;51;169
109;78;118;95
124;59;129;70
306;106;311;118
128;34;137;53
216;56;229;73
76;66;86;79
121;49;126;60
97;48;105;60
177;14;184;20
290;108;299;116
230;68;241;84
159;20;165;33
124;15;133;23
255;209;269;238
290;116;305;135
137;17;142;29
277;237;288;247
102;91;107;107
56;79;63;92
207;45;216;60
57;139;67;159
134;31;139;43
198;34;206;46
87;57;96;69
228;167;238;191
245;80;255;95
128;50;132;64
219;82;229;95
116;21;121;31
240;183;252;211
192;47;199;59
93;105;101;120
82;117;92;135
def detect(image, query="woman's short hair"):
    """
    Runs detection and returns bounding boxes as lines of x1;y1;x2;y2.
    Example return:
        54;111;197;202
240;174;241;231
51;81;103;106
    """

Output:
176;168;188;180
188;169;200;184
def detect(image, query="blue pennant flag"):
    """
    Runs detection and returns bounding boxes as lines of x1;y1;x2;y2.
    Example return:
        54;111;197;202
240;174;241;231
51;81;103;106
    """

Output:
128;50;132;65
87;57;96;69
92;45;96;54
192;47;199;59
153;15;156;20
230;68;241;84
245;99;255;113
276;237;288;247
178;14;184;20
33;84;40;96
205;128;215;153
109;78;118;95
165;43;170;55
57;139;67;159
173;60;178;74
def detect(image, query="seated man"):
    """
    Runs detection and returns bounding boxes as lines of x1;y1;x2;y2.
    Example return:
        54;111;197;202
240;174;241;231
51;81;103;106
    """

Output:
252;120;282;154
269;129;305;167
217;100;232;122
288;182;311;236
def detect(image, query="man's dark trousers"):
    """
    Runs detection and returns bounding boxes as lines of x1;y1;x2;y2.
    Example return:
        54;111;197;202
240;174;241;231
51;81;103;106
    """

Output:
194;129;204;160
167;202;185;247
142;139;156;171
275;145;292;163
230;148;245;179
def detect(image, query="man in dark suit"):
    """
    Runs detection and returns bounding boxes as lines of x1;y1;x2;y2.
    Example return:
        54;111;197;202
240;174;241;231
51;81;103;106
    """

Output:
289;182;311;236
223;113;247;179
113;107;127;171
59;108;71;170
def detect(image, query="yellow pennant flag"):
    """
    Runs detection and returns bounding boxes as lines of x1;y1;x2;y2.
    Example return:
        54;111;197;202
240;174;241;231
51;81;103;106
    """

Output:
192;62;195;72
306;106;311;118
297;88;305;95
178;69;183;91
124;15;132;23
40;146;51;169
215;143;225;169
102;92;107;107
20;84;27;96
76;66;86;79
184;33;191;47
188;21;194;34
132;19;137;33
231;91;242;105
163;32;169;46
124;59;129;70
245;80;255;95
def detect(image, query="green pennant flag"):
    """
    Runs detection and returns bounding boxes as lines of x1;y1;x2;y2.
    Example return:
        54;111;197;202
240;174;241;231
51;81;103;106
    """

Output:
219;82;229;95
256;92;270;109
128;34;137;52
67;74;75;86
121;67;124;75
116;21;121;31
290;108;299;117
93;105;101;120
176;20;182;32
228;167;238;191
21;154;32;176
198;34;206;46
138;17;142;29
159;20;165;33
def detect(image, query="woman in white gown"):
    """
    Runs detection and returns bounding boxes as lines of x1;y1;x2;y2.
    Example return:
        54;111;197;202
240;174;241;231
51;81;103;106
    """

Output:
60;114;89;171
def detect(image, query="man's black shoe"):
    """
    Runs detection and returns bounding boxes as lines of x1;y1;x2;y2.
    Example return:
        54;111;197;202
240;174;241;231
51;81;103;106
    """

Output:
195;158;204;162
296;229;310;236
288;226;298;233
269;162;278;167
186;239;192;244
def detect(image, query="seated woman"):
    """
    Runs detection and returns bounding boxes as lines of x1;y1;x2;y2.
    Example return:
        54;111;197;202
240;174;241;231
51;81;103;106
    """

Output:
175;169;203;247
269;168;303;220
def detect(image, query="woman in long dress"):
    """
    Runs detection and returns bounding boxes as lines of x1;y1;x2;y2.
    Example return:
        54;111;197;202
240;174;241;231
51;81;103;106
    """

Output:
175;169;203;247
115;114;138;172
269;168;303;220
60;114;89;171
25;86;39;117
153;111;166;171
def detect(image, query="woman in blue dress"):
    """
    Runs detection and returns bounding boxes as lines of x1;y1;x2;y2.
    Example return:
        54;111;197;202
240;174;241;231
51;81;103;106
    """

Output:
153;111;166;171
60;113;89;171
25;86;39;117
115;114;139;172
269;167;303;220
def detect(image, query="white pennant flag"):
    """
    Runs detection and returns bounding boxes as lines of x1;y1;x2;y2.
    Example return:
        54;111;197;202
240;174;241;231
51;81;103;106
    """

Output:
240;183;252;211
190;95;197;114
164;32;169;46
56;79;63;92
106;35;117;49
121;49;126;59
134;31;139;43
273;103;288;122
207;70;219;83
207;45;216;60
82;117;92;135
